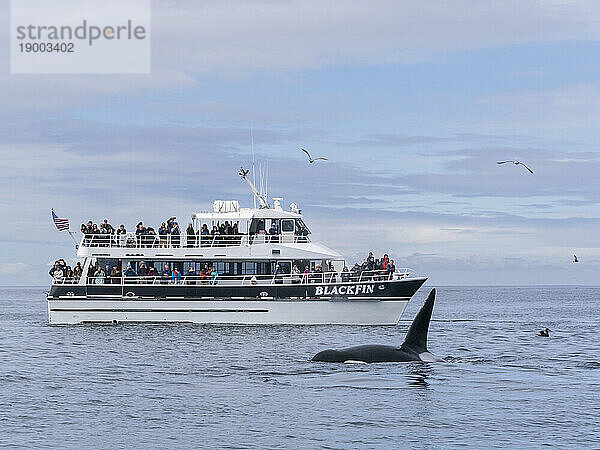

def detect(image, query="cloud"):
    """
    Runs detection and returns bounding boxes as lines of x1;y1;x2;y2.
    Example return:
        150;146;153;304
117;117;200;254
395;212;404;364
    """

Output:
152;0;600;73
478;80;600;131
0;262;29;275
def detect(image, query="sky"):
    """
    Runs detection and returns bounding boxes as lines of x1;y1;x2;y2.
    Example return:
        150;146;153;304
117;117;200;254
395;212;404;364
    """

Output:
1;0;600;285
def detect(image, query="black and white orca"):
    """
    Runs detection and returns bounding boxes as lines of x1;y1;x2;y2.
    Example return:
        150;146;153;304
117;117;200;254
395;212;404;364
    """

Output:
312;289;438;363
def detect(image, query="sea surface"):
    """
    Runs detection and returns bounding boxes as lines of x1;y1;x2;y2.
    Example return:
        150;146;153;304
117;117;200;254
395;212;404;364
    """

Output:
1;286;599;449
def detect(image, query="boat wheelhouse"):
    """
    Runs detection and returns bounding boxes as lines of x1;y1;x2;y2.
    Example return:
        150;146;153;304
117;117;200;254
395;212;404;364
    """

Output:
47;167;427;324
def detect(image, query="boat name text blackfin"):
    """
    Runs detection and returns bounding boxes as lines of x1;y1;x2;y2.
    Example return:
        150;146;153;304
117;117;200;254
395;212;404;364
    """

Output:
315;284;375;296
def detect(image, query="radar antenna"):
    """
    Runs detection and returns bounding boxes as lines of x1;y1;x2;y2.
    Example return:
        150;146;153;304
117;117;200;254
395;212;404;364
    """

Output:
239;165;269;209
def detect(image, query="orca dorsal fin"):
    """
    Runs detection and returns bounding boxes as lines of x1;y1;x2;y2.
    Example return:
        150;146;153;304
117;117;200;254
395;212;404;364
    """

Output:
401;289;435;354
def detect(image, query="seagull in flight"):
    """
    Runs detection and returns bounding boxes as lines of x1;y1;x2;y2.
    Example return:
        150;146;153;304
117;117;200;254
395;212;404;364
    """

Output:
497;160;534;174
301;148;328;164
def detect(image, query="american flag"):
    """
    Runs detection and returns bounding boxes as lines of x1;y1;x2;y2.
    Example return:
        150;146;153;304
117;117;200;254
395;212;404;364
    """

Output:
52;209;70;231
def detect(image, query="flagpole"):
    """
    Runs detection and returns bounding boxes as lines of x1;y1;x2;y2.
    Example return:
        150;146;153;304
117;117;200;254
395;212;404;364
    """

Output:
67;230;79;248
52;208;78;248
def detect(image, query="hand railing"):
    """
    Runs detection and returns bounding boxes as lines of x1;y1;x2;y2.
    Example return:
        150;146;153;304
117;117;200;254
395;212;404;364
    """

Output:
51;276;81;284
79;232;310;249
67;268;415;286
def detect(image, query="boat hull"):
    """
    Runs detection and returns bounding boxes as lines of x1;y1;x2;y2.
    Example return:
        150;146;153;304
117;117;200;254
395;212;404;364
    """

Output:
47;298;409;325
47;277;426;325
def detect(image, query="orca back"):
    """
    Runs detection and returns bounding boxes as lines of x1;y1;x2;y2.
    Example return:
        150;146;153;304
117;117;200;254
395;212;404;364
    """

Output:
400;288;436;355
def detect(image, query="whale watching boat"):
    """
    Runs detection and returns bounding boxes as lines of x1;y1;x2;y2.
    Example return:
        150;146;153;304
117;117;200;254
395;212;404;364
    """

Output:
47;167;427;324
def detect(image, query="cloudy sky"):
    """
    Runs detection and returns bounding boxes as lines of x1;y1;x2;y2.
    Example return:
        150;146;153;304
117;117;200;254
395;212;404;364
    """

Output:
2;0;600;285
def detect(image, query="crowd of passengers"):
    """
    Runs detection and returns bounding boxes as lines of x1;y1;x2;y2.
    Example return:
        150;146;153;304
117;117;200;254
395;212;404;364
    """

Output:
85;261;220;285
48;259;83;283
275;252;397;284
78;218;280;248
50;251;397;284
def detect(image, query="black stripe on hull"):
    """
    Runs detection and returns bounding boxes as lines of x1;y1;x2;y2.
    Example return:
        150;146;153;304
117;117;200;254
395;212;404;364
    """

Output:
51;308;269;313
48;278;427;301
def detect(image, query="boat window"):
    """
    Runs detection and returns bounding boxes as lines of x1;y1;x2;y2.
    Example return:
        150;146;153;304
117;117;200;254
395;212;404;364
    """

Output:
281;219;294;232
296;219;310;235
242;262;256;274
269;219;280;233
249;219;266;234
215;262;234;275
97;258;120;271
274;261;292;274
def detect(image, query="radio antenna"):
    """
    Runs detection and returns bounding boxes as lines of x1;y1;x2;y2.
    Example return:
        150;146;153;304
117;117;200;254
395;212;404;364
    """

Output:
250;123;256;209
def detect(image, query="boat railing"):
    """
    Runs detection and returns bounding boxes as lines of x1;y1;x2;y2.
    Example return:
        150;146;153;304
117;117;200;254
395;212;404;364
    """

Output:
79;232;310;249
52;268;417;286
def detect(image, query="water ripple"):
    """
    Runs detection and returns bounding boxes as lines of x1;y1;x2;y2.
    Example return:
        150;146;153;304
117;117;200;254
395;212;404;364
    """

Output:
1;286;600;448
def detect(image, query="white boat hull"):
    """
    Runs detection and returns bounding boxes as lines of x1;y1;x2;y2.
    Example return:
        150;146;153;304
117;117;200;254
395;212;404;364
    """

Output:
47;298;409;325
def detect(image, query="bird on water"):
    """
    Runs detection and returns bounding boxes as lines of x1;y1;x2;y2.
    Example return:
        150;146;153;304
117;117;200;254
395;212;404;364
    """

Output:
573;255;579;263
301;148;328;164
538;328;550;337
497;160;534;174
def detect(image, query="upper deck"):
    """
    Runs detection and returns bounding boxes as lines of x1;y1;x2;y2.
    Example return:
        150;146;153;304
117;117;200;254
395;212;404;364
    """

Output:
76;166;341;261
77;231;341;261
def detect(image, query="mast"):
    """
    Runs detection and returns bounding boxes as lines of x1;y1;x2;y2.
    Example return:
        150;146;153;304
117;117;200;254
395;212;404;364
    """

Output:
251;125;256;209
239;166;269;209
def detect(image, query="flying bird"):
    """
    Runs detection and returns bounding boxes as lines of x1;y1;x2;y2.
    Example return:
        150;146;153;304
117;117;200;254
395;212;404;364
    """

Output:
497;160;534;174
301;148;328;164
573;255;579;263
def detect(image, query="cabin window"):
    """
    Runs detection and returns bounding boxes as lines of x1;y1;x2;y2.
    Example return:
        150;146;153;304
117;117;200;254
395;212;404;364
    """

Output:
215;262;234;274
273;261;291;274
97;258;120;271
296;219;310;235
249;219;266;234
281;219;294;232
242;262;256;274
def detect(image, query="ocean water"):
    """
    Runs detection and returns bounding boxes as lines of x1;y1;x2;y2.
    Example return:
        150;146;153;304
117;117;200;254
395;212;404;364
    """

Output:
1;286;599;449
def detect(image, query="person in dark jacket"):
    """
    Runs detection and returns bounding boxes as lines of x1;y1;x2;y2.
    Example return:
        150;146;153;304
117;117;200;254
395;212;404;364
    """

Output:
171;222;180;248
102;219;115;234
186;223;196;248
162;263;171;284
138;261;149;277
124;264;136;283
387;260;396;278
341;266;350;283
159;222;168;247
367;255;375;271
135;222;146;247
49;261;60;278
110;265;121;284
73;262;83;280
350;263;361;282
274;264;283;284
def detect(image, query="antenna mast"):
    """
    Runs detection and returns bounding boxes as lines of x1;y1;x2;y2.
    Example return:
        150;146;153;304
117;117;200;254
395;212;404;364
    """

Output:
251;124;256;209
239;166;269;209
